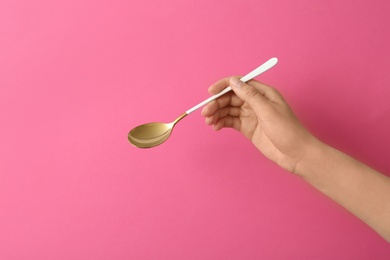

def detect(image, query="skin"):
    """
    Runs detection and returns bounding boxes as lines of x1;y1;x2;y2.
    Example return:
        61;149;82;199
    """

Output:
201;77;390;242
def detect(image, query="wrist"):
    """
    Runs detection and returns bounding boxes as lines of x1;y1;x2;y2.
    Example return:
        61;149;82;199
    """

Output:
293;137;329;177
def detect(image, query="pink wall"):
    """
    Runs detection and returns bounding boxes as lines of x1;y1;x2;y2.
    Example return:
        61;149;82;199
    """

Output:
1;0;390;259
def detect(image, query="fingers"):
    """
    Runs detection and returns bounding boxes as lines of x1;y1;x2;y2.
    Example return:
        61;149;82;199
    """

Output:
201;92;242;132
201;93;243;117
204;106;241;125
209;76;281;102
207;77;231;95
203;76;284;132
212;116;241;131
237;77;283;103
229;77;276;112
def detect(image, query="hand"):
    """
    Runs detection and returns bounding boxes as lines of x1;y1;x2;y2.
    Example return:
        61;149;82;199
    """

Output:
201;77;318;173
202;77;390;242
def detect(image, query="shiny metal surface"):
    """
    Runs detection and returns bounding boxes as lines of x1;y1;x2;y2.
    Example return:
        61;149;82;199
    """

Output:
128;113;187;148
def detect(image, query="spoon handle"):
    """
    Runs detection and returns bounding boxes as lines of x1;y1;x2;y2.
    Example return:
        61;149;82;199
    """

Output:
185;57;278;115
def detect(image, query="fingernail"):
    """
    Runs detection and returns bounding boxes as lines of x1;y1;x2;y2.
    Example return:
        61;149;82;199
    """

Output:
230;77;243;88
201;106;207;116
205;116;213;125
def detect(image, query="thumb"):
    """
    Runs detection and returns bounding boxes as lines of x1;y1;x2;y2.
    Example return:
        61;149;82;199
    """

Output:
230;77;268;111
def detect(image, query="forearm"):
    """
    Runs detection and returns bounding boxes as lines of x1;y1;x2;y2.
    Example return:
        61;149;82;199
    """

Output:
295;139;390;242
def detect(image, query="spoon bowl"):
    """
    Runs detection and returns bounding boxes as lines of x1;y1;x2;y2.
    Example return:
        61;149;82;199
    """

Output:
128;57;278;148
128;113;187;148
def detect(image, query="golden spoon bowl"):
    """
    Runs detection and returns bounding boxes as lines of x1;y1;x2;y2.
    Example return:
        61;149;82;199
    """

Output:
128;113;187;148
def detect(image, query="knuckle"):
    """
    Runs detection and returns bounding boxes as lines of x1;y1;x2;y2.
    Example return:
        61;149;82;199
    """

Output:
270;87;280;96
245;86;260;99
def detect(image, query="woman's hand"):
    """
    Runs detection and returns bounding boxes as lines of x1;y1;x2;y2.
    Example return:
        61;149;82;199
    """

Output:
201;77;318;173
202;77;390;242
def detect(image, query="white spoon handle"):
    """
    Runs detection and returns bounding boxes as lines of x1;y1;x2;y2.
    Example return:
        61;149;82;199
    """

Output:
185;57;278;115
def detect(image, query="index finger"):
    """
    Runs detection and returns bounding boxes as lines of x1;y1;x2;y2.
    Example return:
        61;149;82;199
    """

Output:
208;77;232;95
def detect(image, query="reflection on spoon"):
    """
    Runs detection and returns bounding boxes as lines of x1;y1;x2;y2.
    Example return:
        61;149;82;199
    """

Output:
128;57;278;148
128;113;187;148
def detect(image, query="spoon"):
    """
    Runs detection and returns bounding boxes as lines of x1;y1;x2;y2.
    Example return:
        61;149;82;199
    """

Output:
128;57;278;148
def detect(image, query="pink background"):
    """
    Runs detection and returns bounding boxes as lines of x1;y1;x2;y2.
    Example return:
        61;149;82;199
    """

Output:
1;0;390;259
